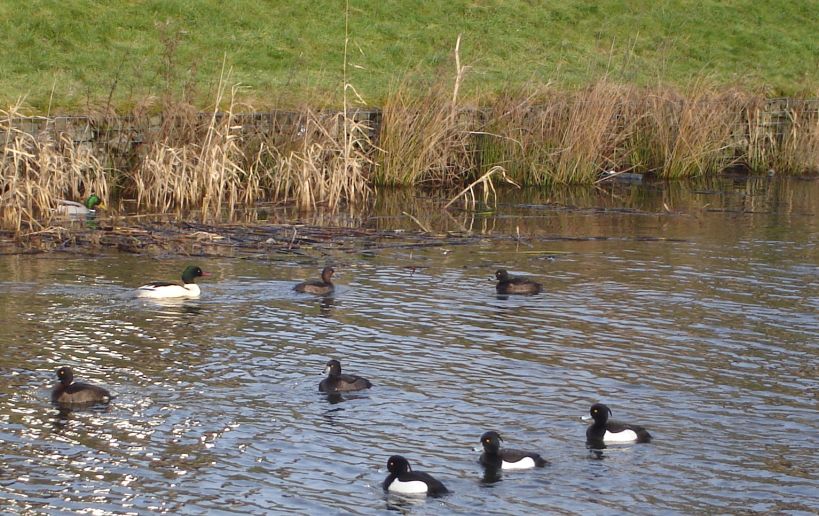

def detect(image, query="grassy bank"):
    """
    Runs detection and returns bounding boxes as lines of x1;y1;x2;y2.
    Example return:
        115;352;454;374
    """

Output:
2;1;818;113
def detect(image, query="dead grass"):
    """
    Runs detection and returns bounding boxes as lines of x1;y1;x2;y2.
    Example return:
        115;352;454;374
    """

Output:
262;109;372;210
628;86;747;179
1;102;108;232
2;78;816;233
373;36;475;186
746;98;819;174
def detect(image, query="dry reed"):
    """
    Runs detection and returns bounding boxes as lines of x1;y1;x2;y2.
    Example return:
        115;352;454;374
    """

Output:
444;165;519;210
261;109;372;210
1;102;108;232
128;61;248;220
746;98;819;174
477;81;635;185
374;35;475;186
628;86;746;179
3;75;817;234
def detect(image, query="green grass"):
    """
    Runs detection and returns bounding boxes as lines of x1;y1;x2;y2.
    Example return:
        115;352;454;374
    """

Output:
1;0;817;113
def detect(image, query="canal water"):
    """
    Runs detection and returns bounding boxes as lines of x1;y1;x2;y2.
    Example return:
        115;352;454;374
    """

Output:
0;176;817;514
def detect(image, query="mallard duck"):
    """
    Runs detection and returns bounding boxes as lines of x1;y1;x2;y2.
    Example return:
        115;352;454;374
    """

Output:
56;194;105;216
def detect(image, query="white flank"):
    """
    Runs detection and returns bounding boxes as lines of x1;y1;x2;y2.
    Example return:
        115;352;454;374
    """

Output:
604;429;638;442
56;202;89;216
136;284;200;299
388;478;428;495
502;457;536;470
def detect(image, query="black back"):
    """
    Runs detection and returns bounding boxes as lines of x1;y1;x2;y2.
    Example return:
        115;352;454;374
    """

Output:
318;359;372;393
143;281;178;288
495;269;542;295
51;366;111;405
383;455;449;496
586;403;652;445
479;431;548;468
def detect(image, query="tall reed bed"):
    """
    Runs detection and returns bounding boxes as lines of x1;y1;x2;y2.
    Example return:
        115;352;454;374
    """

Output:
129;82;248;218
260;109;372;210
1;103;108;232
128;68;372;218
477;81;636;185
474;84;817;185
2;80;817;233
745;98;819;174
626;87;748;179
373;36;475;186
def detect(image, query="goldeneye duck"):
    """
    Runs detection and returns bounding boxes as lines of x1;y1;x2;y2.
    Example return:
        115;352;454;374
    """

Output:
382;455;449;497
495;269;542;295
51;366;111;406
319;359;372;393
56;194;105;216
294;266;335;295
479;431;548;470
586;403;652;446
136;265;208;299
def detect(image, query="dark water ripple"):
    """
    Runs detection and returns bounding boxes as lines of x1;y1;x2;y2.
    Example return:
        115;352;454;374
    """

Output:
1;184;818;513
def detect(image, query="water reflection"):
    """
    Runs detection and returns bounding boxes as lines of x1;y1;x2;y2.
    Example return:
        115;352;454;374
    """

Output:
480;465;503;485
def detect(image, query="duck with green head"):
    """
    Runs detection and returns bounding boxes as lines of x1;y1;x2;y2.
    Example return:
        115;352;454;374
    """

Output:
136;265;209;299
56;194;105;216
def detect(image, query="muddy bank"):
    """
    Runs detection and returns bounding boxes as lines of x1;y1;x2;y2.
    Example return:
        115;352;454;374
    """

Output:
0;210;688;258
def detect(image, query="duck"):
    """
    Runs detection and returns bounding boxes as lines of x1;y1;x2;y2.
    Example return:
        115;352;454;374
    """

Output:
51;366;111;406
135;265;207;299
56;194;105;216
382;455;449;497
479;431;548;470
294;266;335;295
585;403;652;446
319;359;372;393
495;269;542;295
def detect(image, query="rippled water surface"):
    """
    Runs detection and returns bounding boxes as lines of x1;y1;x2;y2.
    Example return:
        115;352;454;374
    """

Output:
1;177;817;514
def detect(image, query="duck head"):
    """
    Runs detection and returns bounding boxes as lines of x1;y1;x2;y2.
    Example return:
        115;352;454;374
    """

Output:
387;455;411;475
56;366;74;387
480;430;503;453
590;403;613;424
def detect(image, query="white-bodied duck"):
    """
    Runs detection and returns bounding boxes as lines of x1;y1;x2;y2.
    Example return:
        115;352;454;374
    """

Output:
136;265;208;299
